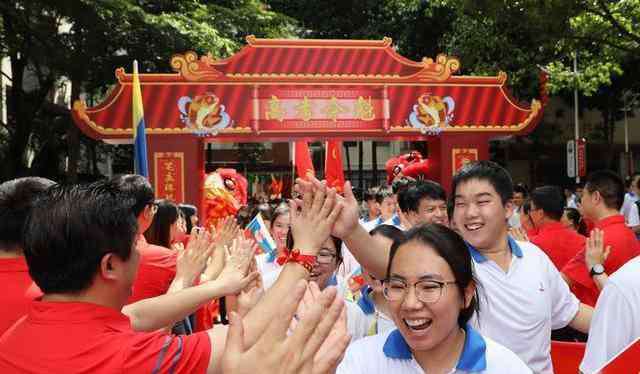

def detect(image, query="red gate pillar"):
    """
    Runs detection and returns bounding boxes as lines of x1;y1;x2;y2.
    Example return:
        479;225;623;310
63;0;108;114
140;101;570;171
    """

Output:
427;134;490;194
147;134;205;212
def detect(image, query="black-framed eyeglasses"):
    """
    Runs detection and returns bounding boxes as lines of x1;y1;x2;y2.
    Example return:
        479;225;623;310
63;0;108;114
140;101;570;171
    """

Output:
316;249;337;265
383;278;457;304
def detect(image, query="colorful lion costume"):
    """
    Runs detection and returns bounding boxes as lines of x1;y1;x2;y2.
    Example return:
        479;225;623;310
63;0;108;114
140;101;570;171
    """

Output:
202;168;248;230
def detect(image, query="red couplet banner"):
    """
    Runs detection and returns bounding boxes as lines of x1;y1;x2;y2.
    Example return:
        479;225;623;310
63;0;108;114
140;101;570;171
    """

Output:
154;152;185;202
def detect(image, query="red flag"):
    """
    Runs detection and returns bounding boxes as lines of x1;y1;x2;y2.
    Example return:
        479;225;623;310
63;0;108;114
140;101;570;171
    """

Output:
325;140;345;193
294;142;315;180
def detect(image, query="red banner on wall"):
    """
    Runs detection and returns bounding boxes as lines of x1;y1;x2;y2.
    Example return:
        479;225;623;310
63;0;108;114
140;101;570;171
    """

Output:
452;148;479;175
154;152;185;202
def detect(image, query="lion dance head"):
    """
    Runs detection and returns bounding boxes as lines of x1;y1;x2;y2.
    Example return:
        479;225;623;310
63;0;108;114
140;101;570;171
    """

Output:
202;168;248;229
385;151;430;184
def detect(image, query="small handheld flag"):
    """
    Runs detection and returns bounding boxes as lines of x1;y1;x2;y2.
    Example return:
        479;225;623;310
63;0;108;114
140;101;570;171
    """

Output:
132;60;149;177
246;213;278;262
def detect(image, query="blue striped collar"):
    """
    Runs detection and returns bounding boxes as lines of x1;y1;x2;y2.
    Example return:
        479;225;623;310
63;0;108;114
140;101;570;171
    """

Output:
357;286;376;315
383;324;487;371
466;236;523;263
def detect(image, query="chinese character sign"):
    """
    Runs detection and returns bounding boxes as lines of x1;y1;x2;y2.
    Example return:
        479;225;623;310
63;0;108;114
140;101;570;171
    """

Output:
257;87;386;132
154;152;185;202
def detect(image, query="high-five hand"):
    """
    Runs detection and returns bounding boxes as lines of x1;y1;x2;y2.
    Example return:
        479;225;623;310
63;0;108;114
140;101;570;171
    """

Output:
289;184;343;255
221;280;349;374
294;176;359;240
215;236;259;295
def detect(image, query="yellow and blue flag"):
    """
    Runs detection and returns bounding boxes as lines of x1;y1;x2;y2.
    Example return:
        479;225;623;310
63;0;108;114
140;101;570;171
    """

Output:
132;60;148;177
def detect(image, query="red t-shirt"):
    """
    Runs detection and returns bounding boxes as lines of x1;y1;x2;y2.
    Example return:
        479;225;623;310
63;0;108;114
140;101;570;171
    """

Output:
0;257;42;336
128;236;177;304
0;301;210;373
562;215;640;306
530;221;586;270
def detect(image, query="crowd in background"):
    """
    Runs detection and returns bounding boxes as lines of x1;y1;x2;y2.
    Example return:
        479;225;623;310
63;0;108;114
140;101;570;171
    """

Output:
1;162;639;373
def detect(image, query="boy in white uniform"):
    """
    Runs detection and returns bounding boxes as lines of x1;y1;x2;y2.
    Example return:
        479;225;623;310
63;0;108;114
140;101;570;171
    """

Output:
451;161;592;374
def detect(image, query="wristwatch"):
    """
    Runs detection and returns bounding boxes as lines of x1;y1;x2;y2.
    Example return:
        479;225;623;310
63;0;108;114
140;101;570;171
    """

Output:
589;264;605;277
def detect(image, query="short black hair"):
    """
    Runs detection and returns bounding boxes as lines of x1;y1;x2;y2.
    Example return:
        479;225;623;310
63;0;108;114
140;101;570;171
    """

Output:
145;199;180;248
564;207;588;236
585;170;625;210
386;224;480;328
370;224;404;243
375;188;394;204
363;187;378;202
397;180;447;213
0;177;55;250
530;186;565;221
513;183;529;197
24;182;138;294
452;160;513;205
108;174;154;217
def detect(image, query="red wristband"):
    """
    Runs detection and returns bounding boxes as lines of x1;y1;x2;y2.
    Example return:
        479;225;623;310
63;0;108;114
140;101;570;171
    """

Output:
285;249;316;273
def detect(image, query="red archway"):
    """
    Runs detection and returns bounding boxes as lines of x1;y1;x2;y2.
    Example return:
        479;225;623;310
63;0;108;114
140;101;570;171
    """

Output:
72;36;546;210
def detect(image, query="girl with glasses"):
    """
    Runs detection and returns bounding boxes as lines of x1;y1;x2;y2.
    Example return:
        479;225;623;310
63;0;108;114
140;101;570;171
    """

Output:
338;224;531;373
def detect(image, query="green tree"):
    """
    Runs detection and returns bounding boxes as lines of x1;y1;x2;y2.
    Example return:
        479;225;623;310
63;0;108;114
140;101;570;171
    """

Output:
0;0;297;181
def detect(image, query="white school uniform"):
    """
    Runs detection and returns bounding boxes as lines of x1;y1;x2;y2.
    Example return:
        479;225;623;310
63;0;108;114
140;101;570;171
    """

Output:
468;237;580;374
580;256;640;374
337;324;531;373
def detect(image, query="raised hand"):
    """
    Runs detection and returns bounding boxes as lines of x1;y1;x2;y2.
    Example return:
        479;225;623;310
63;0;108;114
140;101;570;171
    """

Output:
175;227;215;287
290;182;343;255
214;216;241;250
215;236;259;295
222;280;349;374
290;282;350;374
295;177;359;240
586;228;610;269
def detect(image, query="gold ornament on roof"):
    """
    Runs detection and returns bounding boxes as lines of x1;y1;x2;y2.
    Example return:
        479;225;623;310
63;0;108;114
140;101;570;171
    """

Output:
170;51;222;81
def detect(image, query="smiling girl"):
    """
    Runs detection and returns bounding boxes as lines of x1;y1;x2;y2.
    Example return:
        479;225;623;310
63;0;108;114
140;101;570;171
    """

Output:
337;224;531;373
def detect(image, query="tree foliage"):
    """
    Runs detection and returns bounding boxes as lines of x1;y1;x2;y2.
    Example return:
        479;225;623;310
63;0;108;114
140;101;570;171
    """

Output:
1;0;639;181
0;0;297;181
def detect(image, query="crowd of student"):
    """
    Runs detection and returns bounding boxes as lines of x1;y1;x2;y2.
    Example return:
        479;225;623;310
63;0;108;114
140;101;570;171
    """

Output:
0;161;639;373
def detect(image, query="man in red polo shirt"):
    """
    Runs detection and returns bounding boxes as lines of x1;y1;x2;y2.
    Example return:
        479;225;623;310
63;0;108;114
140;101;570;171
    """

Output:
562;170;640;306
0;177;54;336
0;180;349;373
529;185;585;270
109;175;178;303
